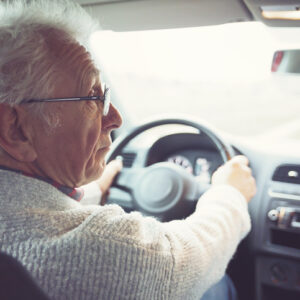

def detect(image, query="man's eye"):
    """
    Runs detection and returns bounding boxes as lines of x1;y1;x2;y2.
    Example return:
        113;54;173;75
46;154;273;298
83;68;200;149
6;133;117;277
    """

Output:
88;90;97;97
90;86;102;97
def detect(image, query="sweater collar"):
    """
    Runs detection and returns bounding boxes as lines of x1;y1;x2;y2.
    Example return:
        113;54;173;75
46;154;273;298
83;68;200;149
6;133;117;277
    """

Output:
0;165;84;201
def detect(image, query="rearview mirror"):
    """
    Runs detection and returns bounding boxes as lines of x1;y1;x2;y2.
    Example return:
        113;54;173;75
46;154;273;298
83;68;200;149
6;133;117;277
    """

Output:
272;49;300;74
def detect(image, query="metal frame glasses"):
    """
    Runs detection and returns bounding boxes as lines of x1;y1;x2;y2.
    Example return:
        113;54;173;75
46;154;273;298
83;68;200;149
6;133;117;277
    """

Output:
23;84;111;116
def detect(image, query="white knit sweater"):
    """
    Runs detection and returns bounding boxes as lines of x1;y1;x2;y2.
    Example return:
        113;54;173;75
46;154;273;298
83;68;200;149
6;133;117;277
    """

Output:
0;169;250;300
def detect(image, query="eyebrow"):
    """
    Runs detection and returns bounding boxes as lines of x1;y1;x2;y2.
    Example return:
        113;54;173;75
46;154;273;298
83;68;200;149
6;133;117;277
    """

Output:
79;65;101;94
91;67;100;78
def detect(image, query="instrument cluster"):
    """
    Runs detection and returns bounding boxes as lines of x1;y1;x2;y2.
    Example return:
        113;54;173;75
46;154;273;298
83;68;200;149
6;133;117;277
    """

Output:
165;150;221;183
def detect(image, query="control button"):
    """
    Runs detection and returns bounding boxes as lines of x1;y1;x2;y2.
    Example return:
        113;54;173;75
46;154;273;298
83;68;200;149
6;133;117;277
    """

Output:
277;207;296;229
268;209;279;221
288;170;299;178
270;263;288;283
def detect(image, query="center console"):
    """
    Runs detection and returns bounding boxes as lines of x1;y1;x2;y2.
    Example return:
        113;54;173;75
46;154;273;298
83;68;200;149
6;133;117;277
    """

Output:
255;164;300;300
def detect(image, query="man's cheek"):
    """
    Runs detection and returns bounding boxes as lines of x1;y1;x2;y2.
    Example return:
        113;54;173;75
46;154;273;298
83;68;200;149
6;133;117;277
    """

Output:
85;125;102;156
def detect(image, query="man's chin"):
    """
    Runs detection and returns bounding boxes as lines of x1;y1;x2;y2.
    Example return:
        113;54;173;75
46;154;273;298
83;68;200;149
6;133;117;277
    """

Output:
89;161;106;182
75;162;104;187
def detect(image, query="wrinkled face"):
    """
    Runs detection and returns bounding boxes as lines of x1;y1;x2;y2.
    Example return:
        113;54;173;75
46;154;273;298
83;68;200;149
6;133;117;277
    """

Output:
29;43;122;187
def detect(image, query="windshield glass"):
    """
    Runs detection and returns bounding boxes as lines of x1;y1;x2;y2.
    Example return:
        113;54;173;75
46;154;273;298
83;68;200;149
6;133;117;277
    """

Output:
91;22;300;139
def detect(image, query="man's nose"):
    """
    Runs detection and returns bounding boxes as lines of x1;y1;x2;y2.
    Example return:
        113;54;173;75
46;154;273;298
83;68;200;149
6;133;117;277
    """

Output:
103;103;122;130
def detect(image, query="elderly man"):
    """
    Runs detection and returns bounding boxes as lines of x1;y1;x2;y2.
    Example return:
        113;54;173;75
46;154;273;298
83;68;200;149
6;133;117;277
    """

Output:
0;1;256;300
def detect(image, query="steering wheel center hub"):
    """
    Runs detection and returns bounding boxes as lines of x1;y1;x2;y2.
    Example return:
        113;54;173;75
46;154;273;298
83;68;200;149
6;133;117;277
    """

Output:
133;165;183;214
141;171;173;202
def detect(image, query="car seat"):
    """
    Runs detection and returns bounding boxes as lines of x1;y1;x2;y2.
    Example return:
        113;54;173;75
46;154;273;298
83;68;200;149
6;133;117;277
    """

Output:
0;251;49;300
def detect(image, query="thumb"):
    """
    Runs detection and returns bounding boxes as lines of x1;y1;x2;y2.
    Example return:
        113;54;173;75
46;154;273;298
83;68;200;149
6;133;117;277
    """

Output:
98;159;123;194
230;155;249;166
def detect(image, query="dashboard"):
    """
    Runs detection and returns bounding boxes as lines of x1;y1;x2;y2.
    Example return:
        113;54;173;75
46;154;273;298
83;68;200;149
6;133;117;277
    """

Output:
110;125;300;300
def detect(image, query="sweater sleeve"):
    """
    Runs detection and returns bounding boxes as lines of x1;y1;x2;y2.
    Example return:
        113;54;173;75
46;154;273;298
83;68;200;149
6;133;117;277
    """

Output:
162;184;251;299
83;184;250;299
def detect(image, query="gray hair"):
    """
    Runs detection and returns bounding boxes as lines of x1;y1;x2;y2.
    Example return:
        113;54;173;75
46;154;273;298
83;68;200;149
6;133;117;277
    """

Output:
0;0;99;128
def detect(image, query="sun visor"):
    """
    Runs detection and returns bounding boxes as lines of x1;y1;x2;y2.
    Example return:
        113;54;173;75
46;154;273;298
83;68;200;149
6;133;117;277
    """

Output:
76;0;253;31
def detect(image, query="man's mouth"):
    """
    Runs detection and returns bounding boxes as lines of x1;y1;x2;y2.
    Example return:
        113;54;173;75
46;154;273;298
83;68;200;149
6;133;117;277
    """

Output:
99;143;111;151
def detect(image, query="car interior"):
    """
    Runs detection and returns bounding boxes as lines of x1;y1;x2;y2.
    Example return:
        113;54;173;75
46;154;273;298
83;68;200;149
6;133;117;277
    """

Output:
2;0;300;300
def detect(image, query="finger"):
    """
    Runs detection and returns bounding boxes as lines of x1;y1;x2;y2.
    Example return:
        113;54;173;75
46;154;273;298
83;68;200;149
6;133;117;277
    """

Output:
230;155;249;166
98;159;123;193
106;159;123;174
240;164;252;174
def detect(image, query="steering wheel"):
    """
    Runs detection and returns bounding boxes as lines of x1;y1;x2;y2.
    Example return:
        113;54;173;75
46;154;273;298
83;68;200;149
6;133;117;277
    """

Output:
106;117;234;221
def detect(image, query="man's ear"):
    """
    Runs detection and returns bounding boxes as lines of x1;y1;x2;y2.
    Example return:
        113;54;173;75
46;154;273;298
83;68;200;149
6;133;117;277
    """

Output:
0;103;37;162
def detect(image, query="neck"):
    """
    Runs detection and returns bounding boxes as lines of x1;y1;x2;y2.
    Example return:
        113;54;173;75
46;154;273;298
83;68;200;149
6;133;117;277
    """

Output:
0;151;46;180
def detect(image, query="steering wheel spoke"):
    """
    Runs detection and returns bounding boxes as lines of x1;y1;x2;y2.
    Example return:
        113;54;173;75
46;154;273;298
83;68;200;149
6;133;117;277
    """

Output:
113;167;143;191
185;180;211;202
106;167;144;210
106;186;134;209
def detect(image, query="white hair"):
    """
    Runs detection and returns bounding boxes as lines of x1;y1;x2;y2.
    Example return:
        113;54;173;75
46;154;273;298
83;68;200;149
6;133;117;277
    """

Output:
0;0;100;128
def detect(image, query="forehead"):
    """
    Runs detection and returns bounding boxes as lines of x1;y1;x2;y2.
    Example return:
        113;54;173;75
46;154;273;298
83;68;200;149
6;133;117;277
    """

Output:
48;41;101;98
71;45;99;78
55;40;100;88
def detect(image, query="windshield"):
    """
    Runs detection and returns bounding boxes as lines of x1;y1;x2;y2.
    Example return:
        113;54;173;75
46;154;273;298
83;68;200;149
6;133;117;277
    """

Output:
91;22;300;139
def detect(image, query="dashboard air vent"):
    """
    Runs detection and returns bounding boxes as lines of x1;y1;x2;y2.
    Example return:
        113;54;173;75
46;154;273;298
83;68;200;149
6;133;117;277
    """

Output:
272;164;300;184
121;152;137;168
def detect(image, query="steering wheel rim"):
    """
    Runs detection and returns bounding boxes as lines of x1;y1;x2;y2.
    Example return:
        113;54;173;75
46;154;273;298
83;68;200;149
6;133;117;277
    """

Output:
106;116;234;220
107;116;234;162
